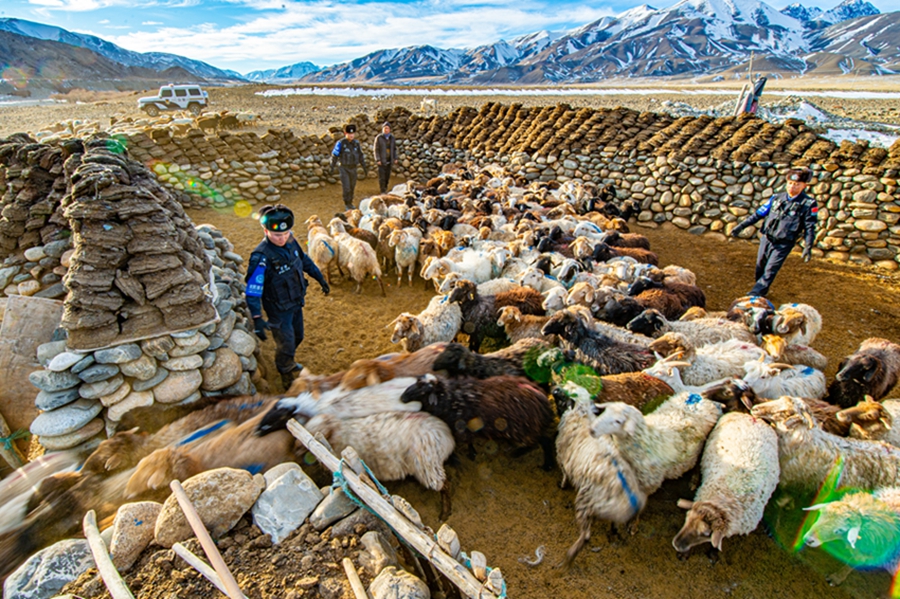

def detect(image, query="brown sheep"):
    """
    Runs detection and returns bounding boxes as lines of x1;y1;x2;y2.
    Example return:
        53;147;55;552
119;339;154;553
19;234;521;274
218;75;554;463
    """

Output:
497;306;553;343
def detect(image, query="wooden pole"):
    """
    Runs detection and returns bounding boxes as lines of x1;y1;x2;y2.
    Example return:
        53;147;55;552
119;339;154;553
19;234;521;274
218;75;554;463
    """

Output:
0;411;26;469
169;480;245;599
172;543;249;599
82;510;136;599
342;557;370;599
286;419;498;599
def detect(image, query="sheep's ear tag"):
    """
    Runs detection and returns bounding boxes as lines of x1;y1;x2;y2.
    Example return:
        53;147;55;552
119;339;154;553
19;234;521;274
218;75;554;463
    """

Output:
847;526;860;548
686;393;702;405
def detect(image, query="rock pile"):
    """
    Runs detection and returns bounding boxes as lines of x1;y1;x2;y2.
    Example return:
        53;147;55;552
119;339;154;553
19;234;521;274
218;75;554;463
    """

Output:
12;465;433;599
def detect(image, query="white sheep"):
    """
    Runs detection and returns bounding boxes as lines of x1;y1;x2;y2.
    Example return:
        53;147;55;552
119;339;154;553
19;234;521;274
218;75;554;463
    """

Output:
556;400;647;569
625;308;757;346
388;294;462;353
773;302;823;347
802;487;900;586
388;228;421;287
641;361;731;395
750;396;900;493
421;254;493;288
741;358;827;400
542;286;568;314
305;216;340;285
329;218;385;295
649;334;767;387
589;393;722;496
517;266;565;294
672;412;780;553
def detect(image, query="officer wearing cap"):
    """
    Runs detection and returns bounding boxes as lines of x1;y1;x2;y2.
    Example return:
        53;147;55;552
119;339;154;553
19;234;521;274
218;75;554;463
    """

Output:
331;123;368;210
374;122;397;194
245;204;330;389
731;167;819;297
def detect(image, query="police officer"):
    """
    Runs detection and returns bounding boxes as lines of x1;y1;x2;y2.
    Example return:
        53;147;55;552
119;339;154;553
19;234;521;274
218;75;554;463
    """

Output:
331;123;368;210
245;204;330;389
373;122;397;194
731;167;819;297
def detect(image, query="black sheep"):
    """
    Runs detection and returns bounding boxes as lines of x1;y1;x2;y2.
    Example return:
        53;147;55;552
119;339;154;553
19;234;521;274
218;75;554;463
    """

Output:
400;374;555;470
825;338;900;408
432;342;525;378
541;310;653;375
447;281;505;351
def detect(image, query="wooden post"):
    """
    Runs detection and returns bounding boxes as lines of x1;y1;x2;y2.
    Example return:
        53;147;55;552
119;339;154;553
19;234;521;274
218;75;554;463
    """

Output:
169;480;245;599
0;411;25;469
342;557;370;599
172;543;249;599
286;419;498;599
82;510;136;599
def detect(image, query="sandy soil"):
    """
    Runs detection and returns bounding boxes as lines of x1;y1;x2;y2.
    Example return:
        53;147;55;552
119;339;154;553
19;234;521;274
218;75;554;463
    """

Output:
7;87;900;599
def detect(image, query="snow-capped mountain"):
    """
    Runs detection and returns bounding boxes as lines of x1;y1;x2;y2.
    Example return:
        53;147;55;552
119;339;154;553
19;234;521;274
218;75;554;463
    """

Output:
0;18;243;81
781;0;879;27
805;11;900;74
245;62;320;82
303;45;467;82
781;3;824;22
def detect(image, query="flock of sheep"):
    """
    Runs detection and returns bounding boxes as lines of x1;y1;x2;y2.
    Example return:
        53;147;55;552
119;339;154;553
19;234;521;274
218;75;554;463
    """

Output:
3;162;900;589
290;162;900;579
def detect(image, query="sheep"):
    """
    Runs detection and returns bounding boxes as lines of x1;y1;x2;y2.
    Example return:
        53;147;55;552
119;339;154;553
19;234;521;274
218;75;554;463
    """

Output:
542;286;569;314
497;306;553;343
400;373;555;470
517;266;565;294
388;227;421;286
305;411;456;519
447;280;544;351
742;357;827;400
589;241;658;266
648;333;767;387
431;341;526;379
329;218;386;295
421;254;493;288
592;372;675;411
589;393;722;497
760;334;828;372
750;396;900;493
802;487;900;586
825;338;900;408
672;412;780;555
626;308;757;346
641;360;732;396
773;303;823;347
305;215;341;285
567;305;655;349
555;400;647;569
388;295;462;353
542;309;654;375
437;272;518;296
836;398;898;445
125;409;296;499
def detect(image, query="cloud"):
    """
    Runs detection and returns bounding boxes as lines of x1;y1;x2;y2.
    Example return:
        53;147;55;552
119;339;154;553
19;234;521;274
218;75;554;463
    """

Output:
142;20;163;24
98;18;109;23
27;0;200;10
108;0;616;71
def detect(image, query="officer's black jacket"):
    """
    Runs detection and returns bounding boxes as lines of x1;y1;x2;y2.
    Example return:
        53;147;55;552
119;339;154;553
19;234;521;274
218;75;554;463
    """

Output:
245;237;326;318
735;190;819;248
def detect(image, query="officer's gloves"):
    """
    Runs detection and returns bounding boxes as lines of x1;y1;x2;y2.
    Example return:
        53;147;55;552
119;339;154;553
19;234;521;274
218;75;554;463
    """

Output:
253;318;270;341
321;282;331;295
802;247;812;263
730;223;746;238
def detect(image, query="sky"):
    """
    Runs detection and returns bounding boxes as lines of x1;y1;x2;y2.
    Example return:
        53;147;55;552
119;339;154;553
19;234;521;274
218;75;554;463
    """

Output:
1;0;895;74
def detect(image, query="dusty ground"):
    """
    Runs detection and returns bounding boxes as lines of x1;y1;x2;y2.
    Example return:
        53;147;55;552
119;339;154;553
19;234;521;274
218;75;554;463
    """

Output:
6;87;900;599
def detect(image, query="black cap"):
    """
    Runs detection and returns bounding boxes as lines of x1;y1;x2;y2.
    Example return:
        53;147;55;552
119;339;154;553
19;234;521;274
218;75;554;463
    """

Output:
259;204;294;232
382;122;391;129
344;123;357;134
787;167;812;183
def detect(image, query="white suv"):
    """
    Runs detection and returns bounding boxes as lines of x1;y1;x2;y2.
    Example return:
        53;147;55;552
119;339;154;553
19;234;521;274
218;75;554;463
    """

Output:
138;84;208;117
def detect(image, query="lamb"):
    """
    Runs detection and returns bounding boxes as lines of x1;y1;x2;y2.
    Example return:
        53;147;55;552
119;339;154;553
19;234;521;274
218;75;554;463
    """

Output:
742;358;827;400
400;374;555;470
388;227;422;286
772;303;823;347
672;412;780;554
626;308;757;346
388;295;462;353
825;337;900;408
555;400;647;569
648;333;767;387
589;393;722;497
541;309;654;375
802;487;900;586
750;396;900;492
497;306;553;343
760;334;828;372
305;215;341;285
329;218;386;295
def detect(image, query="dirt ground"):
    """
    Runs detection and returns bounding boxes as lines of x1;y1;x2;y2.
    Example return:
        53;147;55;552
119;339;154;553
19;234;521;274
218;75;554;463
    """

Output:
180;176;900;599
5;87;900;599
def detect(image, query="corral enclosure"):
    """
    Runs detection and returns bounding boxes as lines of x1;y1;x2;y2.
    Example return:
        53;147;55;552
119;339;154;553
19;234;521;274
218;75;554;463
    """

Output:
1;94;900;599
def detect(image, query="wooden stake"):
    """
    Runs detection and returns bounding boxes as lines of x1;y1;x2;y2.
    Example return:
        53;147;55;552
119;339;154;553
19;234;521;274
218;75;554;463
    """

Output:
0;411;25;469
169;480;245;599
342;557;370;599
173;543;249;599
82;510;135;599
287;419;499;599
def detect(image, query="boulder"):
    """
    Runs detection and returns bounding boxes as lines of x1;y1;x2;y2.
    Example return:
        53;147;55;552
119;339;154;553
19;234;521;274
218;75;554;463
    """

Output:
30;398;103;437
200;348;242;391
227;329;256;357
251;468;323;544
359;531;400;577
155;468;265;547
3;539;94;599
94;344;143;364
119;354;158;381
368;566;430;599
78;374;124;399
77;364;120;384
161;354;203;372
29;370;80;393
39;418;104;451
34;388;82;411
107;390;155;421
152;369;202;404
110;501;163;571
310;488;357;531
46;352;86;373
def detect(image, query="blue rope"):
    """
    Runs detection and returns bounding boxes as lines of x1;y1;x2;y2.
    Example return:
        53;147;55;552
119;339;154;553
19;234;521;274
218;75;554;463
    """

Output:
0;429;28;450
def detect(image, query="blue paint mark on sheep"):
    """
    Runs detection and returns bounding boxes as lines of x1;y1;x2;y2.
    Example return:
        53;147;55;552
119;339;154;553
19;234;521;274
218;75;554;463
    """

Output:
322;240;335;256
176;420;229;447
239;400;264;411
612;457;641;516
687;393;702;405
244;463;265;475
802;366;814;376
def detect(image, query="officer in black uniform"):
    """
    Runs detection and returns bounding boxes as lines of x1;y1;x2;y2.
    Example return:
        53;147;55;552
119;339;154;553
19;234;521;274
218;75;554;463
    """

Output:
731;167;819;297
330;123;368;210
245;204;330;389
